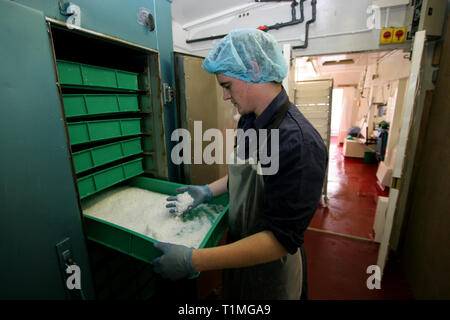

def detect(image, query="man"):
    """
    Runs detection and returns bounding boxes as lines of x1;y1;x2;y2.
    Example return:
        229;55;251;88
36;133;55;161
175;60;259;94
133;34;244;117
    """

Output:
153;28;328;300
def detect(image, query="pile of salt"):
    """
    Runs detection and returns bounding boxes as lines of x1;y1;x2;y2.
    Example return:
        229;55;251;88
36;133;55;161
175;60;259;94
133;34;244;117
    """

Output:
173;191;194;215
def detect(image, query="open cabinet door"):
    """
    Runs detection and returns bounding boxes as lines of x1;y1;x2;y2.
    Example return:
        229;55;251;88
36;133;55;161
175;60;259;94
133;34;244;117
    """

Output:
0;0;94;299
377;31;426;277
174;53;238;185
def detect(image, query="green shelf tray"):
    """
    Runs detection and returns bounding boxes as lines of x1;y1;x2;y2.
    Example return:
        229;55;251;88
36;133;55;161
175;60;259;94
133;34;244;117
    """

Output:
77;158;144;199
67;118;142;145
57;60;139;91
63;94;139;117
82;177;229;271
73;137;143;174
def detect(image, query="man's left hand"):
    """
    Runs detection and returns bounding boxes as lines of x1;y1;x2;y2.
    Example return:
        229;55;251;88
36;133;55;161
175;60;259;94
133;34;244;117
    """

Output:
152;241;196;280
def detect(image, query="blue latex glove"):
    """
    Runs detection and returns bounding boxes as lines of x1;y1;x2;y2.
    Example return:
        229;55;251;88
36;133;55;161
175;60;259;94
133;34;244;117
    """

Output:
152;241;196;280
166;185;213;215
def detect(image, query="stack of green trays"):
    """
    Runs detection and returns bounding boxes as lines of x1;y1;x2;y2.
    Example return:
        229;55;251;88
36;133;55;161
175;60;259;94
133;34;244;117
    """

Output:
57;60;139;91
58;59;145;199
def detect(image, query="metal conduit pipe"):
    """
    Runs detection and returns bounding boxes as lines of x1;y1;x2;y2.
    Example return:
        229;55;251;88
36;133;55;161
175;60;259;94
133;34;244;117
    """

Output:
292;0;316;49
185;34;228;44
185;0;305;44
258;0;305;32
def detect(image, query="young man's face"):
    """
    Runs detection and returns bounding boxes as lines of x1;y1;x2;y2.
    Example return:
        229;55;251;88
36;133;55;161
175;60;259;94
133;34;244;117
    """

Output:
216;74;255;115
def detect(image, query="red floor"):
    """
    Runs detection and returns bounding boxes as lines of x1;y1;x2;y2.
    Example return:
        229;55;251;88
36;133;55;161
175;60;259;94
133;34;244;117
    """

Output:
310;137;389;240
304;136;414;299
303;230;414;299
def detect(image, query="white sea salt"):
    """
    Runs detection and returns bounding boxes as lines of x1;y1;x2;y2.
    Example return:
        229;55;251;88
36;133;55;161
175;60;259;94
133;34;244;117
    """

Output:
174;191;194;215
81;186;224;248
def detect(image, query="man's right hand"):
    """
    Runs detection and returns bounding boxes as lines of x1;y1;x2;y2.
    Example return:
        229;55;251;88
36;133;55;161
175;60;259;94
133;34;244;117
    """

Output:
166;185;213;215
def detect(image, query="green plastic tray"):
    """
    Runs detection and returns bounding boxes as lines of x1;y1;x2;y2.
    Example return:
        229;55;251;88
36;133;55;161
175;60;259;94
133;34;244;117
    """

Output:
82;177;229;270
63;94;139;117
73;137;143;174
67;118;141;145
57;60;139;91
77;158;144;199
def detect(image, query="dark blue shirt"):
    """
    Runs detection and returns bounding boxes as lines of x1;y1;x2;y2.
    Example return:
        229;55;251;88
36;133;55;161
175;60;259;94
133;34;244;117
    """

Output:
236;88;328;254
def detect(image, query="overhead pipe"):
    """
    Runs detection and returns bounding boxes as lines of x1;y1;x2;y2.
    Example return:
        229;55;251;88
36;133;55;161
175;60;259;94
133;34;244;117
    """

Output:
185;0;305;44
257;0;305;32
292;0;316;49
185;33;227;44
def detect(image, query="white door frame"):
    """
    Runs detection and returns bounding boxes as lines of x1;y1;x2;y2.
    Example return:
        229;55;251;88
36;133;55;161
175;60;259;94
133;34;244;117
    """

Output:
376;31;427;277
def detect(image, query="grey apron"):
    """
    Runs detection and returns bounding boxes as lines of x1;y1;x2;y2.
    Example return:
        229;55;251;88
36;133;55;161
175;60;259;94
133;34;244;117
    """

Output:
222;100;302;300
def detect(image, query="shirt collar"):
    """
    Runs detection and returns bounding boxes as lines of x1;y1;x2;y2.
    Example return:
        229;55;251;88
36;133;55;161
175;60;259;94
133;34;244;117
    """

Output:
254;88;289;130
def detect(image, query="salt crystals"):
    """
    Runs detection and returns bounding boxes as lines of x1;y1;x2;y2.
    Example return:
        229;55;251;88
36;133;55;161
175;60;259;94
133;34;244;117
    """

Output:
173;191;194;215
81;185;224;248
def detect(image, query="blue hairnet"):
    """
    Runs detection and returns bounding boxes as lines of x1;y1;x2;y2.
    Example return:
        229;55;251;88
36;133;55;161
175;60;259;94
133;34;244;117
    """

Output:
202;28;287;83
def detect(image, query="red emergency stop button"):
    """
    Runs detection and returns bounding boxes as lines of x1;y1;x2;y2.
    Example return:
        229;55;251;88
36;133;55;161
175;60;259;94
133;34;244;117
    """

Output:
380;27;394;44
392;27;406;43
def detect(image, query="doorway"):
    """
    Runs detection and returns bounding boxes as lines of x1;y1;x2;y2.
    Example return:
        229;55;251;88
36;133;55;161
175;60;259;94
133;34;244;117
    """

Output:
294;49;416;299
294;49;412;241
331;88;343;137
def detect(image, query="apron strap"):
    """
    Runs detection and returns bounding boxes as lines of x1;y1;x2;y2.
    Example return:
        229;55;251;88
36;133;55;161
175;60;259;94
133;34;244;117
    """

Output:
256;98;291;160
234;98;292;161
269;98;291;131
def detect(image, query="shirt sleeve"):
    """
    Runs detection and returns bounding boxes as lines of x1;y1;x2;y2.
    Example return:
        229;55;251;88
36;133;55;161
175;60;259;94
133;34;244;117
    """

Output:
260;118;328;254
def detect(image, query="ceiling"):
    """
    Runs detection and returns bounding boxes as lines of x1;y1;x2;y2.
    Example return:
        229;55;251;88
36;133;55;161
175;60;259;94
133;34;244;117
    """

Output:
296;51;394;86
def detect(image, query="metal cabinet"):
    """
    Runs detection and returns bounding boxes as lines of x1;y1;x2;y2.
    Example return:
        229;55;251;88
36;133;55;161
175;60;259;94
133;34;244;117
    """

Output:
0;0;178;299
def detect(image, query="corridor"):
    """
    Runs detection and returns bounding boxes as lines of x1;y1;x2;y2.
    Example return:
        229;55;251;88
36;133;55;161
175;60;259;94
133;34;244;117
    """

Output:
310;137;389;239
304;137;414;299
